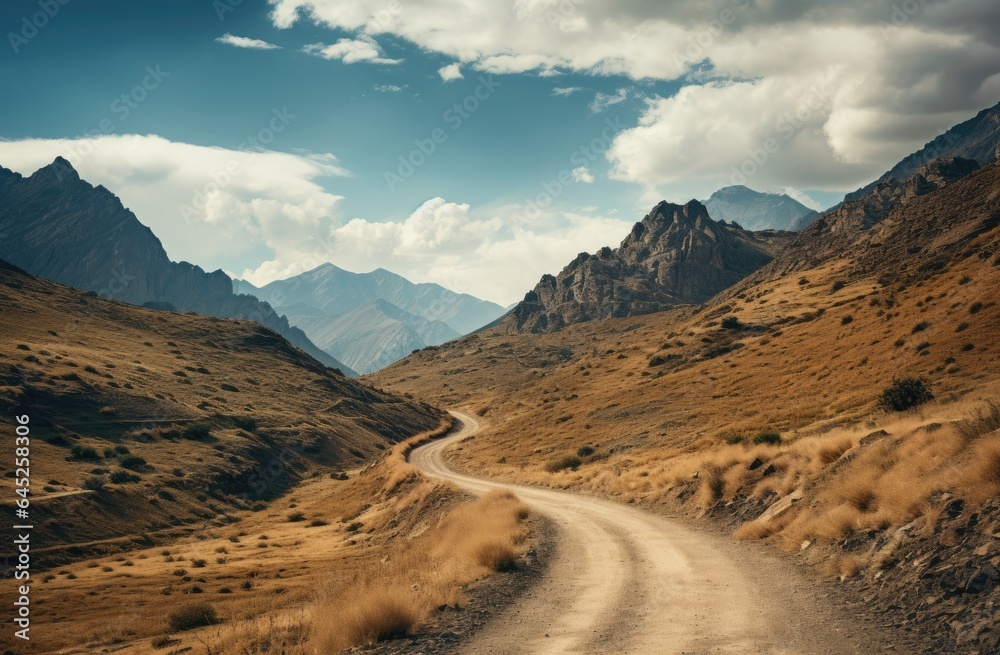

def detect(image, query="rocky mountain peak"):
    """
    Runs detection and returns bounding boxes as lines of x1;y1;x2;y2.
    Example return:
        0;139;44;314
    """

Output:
504;200;795;333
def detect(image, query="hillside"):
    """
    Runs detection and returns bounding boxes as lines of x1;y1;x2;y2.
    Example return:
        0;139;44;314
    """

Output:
373;158;1000;653
0;158;353;375
504;199;793;333
702;185;818;231
0;259;442;557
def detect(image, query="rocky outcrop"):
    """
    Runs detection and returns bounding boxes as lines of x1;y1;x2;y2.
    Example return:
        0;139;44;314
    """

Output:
0;157;355;375
702;185;819;231
504;200;794;333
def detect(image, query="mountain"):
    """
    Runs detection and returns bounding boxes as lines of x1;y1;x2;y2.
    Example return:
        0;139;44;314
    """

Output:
845;100;1000;202
0;157;355;376
235;263;506;372
504;199;794;333
702;185;818;231
283;299;461;374
236;263;506;335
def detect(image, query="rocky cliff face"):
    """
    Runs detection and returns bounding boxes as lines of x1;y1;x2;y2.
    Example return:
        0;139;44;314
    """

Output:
703;185;818;231
0;157;355;375
505;200;794;333
845;101;1000;202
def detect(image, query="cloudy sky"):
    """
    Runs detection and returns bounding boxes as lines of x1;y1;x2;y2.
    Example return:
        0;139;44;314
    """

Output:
1;0;998;304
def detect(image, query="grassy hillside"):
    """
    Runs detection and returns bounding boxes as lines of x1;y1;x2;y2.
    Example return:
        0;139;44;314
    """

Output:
0;261;535;654
373;160;1000;652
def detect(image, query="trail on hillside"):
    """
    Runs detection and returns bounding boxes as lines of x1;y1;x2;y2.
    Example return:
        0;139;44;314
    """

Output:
409;412;901;655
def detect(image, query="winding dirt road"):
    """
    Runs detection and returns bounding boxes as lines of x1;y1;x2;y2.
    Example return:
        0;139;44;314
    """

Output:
409;412;899;655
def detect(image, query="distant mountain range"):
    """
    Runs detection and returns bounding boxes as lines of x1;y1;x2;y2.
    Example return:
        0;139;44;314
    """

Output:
236;264;506;373
702;185;819;231
505;200;794;333
0;157;356;376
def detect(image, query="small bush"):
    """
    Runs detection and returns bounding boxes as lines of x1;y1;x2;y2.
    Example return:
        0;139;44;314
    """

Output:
168;603;219;632
232;416;256;431
474;540;518;571
753;432;782;445
969;302;983;314
119;455;147;470
545;455;582;472
577;446;595;457
831;281;847;293
721;316;743;330
287;512;306;522
70;445;101;460
182;424;212;441
220;384;240;393
310;518;329;527
841;315;854;325
346;522;363;533
109;471;141;484
912;321;930;333
879;378;934;412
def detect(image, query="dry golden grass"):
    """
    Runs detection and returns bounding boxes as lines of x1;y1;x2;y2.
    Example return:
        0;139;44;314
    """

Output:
310;489;530;652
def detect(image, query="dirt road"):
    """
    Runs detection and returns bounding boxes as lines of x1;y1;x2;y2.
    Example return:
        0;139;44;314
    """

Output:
409;412;900;655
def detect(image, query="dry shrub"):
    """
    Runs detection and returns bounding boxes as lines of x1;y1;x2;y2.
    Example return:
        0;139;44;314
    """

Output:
310;489;529;652
956;435;1000;502
473;540;519;571
954;401;1000;440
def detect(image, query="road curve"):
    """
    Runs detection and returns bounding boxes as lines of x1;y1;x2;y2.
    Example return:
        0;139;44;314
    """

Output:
409;412;889;655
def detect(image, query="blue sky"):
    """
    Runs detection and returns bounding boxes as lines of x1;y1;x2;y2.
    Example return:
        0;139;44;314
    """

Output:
1;0;997;303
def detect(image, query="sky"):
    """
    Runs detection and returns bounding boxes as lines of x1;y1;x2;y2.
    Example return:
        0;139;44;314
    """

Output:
0;0;998;305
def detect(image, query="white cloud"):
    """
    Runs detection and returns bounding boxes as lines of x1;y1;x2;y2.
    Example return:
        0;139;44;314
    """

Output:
572;166;594;184
373;83;406;92
779;187;823;212
303;36;401;64
589;87;632;114
438;63;464;81
244;198;634;305
215;33;281;50
268;0;1000;194
553;86;583;97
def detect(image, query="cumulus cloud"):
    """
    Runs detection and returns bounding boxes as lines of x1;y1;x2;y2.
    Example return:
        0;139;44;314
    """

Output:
572;166;594;183
438;63;464;81
552;86;583;97
303;36;401;64
215;33;281;50
373;83;406;92
589;87;632;114
268;0;1000;194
